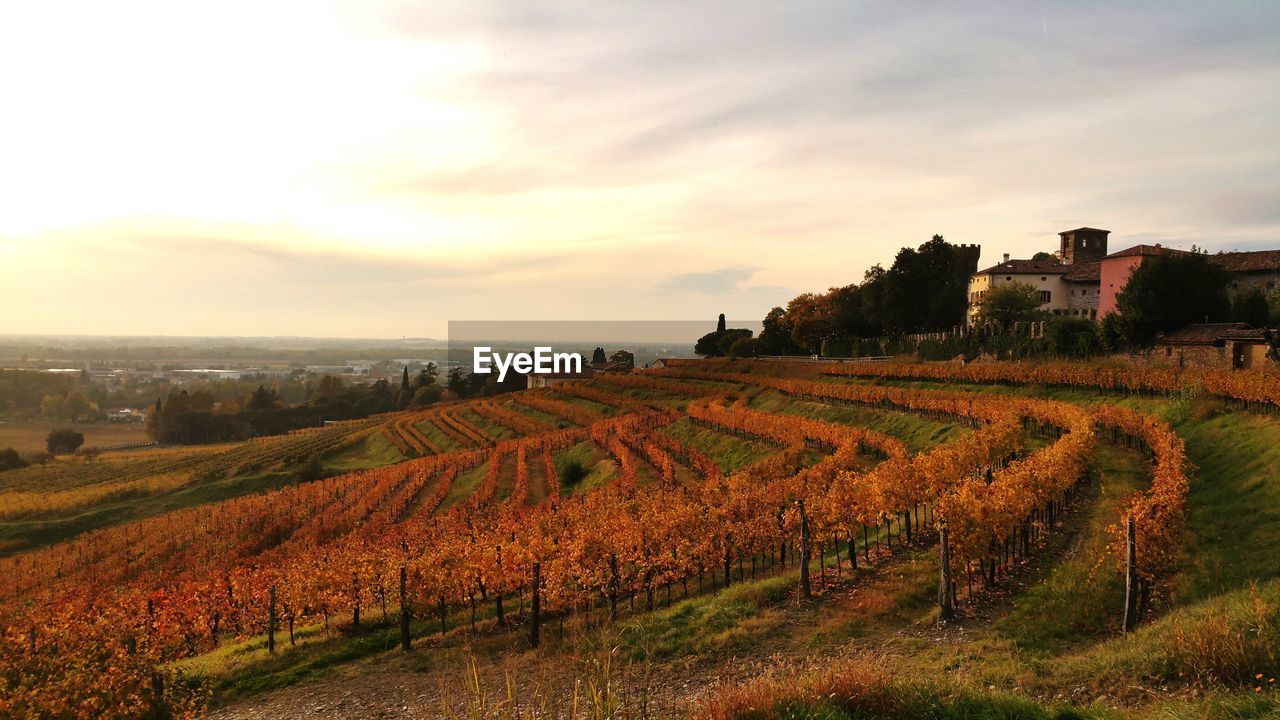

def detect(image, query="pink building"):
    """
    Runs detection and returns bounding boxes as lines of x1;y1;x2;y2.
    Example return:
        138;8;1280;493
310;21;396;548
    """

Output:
1098;245;1280;319
1097;245;1172;319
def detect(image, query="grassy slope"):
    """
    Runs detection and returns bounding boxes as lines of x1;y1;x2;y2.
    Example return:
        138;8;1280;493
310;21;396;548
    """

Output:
319;430;404;474
0;420;149;454
660;419;774;474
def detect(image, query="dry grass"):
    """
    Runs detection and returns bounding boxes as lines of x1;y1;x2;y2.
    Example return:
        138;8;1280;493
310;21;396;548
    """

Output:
0;420;148;454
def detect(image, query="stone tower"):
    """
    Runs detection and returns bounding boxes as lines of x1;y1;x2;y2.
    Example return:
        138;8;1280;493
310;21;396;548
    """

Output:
1059;227;1109;265
951;243;982;276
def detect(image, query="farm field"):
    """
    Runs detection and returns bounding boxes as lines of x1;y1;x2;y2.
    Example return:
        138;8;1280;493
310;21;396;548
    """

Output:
3;359;1280;719
0;420;149;454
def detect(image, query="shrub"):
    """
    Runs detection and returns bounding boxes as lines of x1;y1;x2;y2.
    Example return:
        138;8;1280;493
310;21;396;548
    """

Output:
560;459;588;487
46;427;85;454
0;447;26;472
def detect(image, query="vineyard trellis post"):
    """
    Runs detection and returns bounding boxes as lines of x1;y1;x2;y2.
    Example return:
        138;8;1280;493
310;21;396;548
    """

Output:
399;566;410;651
529;561;541;648
608;553;619;622
267;585;277;654
798;499;812;599
1123;516;1138;632
938;526;954;621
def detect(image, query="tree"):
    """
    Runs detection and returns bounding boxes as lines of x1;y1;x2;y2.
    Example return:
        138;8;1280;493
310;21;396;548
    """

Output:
972;282;1045;328
727;335;758;358
447;367;469;397
879;235;970;333
859;265;888;333
1031;251;1057;262
591;347;607;364
828;284;874;338
695;327;752;357
756;307;797;355
0;447;26;472
47;427;85;454
63;389;90;421
415;364;438;388
1230;287;1270;327
316;375;345;398
1115;251;1229;345
39;393;65;419
1044;318;1101;358
786;293;834;354
410;385;443;408
247;385;280;411
401;367;411;392
717;314;726;333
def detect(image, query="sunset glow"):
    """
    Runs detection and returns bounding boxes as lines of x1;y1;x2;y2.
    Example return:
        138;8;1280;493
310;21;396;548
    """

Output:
2;1;1277;336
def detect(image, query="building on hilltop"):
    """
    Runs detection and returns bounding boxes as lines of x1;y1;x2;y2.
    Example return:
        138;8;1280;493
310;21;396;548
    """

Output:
1098;245;1280;319
968;257;1074;319
968;227;1108;323
970;227;1280;325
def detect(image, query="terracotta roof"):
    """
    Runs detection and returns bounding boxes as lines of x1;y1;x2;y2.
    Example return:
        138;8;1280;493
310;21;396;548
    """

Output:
975;259;1068;276
1103;244;1187;259
1209;249;1280;273
1157;323;1268;346
1062;261;1101;282
1103;245;1280;273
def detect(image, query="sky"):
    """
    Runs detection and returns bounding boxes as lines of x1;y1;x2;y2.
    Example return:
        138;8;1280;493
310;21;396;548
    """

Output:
1;0;1277;338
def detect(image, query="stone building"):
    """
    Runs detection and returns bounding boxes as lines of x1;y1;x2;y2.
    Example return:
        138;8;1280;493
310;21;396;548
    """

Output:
1150;323;1272;370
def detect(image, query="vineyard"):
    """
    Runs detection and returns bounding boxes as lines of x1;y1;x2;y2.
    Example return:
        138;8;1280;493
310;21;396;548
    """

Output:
2;359;1279;719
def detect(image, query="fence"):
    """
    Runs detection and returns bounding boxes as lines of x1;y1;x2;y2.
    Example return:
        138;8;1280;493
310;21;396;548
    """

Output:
757;355;892;364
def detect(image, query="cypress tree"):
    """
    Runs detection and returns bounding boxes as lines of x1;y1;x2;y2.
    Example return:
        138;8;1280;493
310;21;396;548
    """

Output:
401;367;410;392
717;313;726;333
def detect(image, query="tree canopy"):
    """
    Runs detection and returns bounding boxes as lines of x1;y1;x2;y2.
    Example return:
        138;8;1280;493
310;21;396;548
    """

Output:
46;427;85;454
972;282;1045;328
1115;251;1229;344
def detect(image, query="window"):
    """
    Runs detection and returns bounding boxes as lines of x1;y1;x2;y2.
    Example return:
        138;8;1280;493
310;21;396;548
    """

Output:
1038;290;1052;304
1041;276;1047;281
1005;276;1012;281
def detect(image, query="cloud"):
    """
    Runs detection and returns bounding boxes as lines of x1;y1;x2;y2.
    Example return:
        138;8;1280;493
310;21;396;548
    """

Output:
3;0;1280;336
657;267;758;295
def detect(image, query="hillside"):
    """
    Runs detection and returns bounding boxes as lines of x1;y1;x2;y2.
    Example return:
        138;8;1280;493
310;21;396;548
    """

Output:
3;359;1279;719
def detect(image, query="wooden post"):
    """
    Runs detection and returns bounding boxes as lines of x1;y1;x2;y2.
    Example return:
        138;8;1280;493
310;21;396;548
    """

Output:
267;585;277;654
495;546;505;626
799;499;812;599
938;527;954;621
399;566;411;651
1123;516;1138;632
608;553;619;622
351;572;360;628
529;562;541;648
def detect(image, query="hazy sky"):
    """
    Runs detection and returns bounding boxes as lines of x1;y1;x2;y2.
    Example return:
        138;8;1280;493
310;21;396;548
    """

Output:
2;1;1277;338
